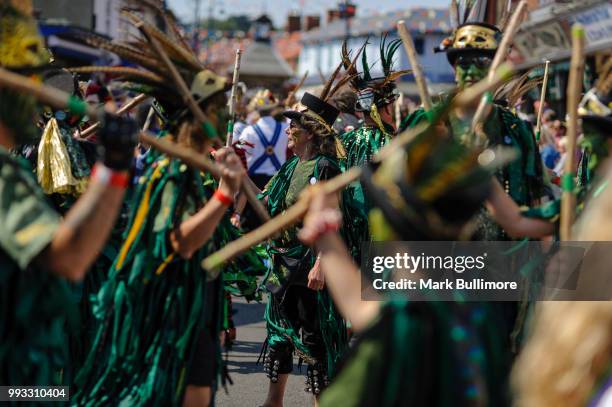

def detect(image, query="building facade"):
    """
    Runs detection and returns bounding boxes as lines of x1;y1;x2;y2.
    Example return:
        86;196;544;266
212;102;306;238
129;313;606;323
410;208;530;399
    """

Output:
297;8;455;99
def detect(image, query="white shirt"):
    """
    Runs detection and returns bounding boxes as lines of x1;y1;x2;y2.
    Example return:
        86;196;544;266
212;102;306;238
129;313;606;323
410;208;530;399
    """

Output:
238;116;288;176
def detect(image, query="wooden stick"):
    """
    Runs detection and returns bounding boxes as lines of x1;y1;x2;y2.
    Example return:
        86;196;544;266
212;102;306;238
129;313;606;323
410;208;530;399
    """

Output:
80;94;149;138
397;20;432;110
560;24;585;241
132;16;222;147
136;19;269;222
201;64;515;272
535;60;551;142
0;67;267;223
470;0;527;134
226;49;243;147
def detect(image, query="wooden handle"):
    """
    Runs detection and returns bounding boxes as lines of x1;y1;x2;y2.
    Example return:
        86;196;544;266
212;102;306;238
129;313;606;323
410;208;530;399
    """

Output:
0;67;98;118
226;49;243;147
535;60;551;139
80;94;149;138
560;24;585;241
470;0;528;134
202;168;361;275
397;20;432;110
201;64;517;271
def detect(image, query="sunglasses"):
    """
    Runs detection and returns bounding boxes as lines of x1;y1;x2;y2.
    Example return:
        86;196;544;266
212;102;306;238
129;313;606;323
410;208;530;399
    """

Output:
455;56;492;70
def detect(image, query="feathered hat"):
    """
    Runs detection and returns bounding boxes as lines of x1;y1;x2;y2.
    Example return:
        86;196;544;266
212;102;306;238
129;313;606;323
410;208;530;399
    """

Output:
283;58;357;134
361;100;514;240
435;0;502;65
342;35;411;112
0;0;51;71
67;1;229;120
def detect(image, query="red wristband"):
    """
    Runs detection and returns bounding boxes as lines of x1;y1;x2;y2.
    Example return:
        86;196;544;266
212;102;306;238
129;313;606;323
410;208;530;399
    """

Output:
91;163;130;189
213;189;234;206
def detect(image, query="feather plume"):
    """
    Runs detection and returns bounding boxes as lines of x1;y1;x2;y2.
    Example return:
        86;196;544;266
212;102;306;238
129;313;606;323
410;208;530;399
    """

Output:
129;0;198;61
68;66;165;85
382;69;412;87
320;60;344;101
122;10;202;71
382;38;402;77
361;41;372;82
328;73;359;99
494;69;542;107
83;36;165;75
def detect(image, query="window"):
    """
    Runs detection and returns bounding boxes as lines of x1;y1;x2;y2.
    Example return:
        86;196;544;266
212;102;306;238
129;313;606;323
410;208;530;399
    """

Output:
414;37;424;55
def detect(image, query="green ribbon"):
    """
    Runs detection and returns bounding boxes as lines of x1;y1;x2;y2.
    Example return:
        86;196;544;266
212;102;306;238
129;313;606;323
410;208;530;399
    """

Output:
561;174;575;192
535;130;540;142
67;95;87;117
201;121;218;140
226;120;234;137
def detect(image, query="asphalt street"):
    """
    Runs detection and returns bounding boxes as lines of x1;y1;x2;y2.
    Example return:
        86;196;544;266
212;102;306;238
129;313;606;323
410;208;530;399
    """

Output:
215;295;313;407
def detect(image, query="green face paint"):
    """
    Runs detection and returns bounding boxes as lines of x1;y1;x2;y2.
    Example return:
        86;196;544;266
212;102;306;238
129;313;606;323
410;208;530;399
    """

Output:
455;63;488;89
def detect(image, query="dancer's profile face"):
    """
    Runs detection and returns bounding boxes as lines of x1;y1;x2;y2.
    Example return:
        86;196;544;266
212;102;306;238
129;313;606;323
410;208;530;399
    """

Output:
286;120;312;154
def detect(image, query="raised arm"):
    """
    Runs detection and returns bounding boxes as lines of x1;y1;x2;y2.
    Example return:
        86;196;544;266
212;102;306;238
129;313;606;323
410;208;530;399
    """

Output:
486;179;555;239
170;148;244;259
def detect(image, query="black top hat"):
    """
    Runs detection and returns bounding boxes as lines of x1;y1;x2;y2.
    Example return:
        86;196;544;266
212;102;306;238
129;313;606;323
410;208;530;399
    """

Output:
283;92;340;131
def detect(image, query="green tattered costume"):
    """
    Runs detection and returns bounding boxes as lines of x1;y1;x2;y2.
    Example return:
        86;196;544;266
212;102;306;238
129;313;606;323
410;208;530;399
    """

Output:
339;125;390;262
73;148;265;406
401;105;547;350
0;146;75;386
262;154;348;374
321;300;512;407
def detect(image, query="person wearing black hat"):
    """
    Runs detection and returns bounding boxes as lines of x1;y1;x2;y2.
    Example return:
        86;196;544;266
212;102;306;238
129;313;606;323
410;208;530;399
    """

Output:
258;92;348;407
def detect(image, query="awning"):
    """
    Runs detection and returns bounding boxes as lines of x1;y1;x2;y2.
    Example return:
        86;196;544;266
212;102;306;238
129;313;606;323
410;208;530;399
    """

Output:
511;0;612;69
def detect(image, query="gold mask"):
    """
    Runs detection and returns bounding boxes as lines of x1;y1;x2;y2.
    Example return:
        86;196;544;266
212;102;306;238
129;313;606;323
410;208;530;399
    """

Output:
452;24;499;51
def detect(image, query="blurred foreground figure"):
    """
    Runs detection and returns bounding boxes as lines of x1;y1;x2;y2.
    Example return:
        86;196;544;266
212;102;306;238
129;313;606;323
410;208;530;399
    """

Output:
299;119;514;406
0;0;135;385
512;68;612;407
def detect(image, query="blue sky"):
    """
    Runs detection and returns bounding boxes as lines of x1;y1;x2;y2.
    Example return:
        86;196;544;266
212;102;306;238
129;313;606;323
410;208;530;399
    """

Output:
167;0;449;27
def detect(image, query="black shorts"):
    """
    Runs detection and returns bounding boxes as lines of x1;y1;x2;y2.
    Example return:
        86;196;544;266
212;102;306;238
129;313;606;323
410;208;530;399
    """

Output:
186;326;217;387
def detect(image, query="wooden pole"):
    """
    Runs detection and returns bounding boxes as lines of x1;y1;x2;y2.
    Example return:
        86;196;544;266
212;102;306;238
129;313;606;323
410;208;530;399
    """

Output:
226;49;242;147
397;20;432;110
470;0;527;135
201;63;515;272
560;24;585;241
0;66;269;223
135;19;269;222
535;60;551;142
80;94;149;138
